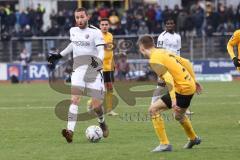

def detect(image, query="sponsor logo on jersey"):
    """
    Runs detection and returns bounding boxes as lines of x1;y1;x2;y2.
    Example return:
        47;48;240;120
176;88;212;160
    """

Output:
73;41;90;46
85;34;89;39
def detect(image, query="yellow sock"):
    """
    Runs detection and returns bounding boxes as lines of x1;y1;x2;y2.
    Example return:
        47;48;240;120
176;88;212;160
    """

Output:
180;116;197;140
151;114;170;145
105;91;113;112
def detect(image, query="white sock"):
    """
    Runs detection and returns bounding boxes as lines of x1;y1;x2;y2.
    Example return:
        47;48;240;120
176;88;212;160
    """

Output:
67;104;78;132
98;115;105;123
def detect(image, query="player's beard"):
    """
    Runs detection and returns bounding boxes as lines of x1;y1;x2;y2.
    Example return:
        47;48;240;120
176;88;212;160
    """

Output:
78;21;88;29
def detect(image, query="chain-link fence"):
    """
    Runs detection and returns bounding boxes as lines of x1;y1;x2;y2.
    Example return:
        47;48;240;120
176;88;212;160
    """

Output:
0;34;233;62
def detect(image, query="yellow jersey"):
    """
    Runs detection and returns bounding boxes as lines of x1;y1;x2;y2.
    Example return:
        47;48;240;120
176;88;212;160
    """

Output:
149;48;196;100
227;29;240;71
102;32;114;71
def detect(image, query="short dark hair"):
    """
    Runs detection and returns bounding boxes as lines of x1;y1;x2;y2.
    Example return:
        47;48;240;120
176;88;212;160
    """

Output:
100;18;110;23
164;17;175;24
75;7;88;15
138;35;155;49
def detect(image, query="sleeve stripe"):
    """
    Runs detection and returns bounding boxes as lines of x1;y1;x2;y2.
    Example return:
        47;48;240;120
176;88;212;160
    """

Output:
162;31;167;36
96;44;105;47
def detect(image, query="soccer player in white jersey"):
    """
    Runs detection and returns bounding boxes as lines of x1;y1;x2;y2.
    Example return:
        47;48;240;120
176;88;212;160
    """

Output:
48;8;109;143
154;17;193;115
157;18;181;55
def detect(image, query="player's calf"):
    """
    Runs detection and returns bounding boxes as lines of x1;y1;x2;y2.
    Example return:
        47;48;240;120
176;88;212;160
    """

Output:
173;107;187;122
105;82;113;91
174;113;185;122
92;99;109;138
62;94;81;143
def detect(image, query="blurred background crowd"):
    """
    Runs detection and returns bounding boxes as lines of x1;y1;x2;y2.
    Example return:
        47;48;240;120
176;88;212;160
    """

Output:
1;0;239;83
1;0;240;40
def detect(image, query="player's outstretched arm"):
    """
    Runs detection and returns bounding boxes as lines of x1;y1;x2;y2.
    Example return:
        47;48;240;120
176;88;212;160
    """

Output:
162;72;176;102
48;53;62;64
59;43;73;57
227;30;240;67
47;43;73;64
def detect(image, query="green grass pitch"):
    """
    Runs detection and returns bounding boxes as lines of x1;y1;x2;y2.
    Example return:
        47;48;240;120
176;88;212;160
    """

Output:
0;81;240;160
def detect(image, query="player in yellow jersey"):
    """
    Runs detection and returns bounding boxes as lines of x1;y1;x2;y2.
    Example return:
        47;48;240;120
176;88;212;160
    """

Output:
138;35;202;152
88;18;118;116
227;29;240;71
100;18;118;116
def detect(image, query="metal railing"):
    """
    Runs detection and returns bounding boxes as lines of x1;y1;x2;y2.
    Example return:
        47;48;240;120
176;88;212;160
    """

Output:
0;34;233;62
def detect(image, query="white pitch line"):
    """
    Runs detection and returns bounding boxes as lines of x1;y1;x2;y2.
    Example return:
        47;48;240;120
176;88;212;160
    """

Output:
0;101;240;110
136;101;240;107
198;95;239;97
0;106;54;110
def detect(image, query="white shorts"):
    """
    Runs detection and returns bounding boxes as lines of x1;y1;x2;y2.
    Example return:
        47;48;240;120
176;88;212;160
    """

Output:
71;66;105;99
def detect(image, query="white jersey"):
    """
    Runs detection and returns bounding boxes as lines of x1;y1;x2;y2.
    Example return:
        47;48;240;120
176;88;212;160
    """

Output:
157;31;181;55
69;25;105;58
59;25;105;97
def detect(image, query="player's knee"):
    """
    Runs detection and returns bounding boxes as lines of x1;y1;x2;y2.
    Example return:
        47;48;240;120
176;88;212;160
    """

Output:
71;96;80;105
91;99;102;109
105;83;113;91
148;106;158;116
92;100;104;114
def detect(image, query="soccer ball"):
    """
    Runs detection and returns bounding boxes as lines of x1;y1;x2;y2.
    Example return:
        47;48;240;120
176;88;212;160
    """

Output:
85;125;103;143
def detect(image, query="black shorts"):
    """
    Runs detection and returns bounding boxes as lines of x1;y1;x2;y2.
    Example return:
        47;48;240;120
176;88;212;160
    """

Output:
103;71;114;83
161;93;194;109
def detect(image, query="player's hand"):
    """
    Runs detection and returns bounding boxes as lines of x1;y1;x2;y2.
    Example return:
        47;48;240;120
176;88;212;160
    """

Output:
90;57;99;68
173;105;181;112
172;99;181;112
232;57;240;67
90;57;102;71
47;54;62;64
195;82;203;95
